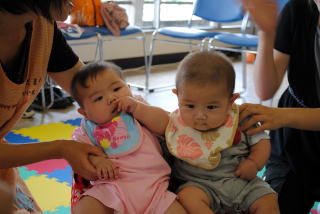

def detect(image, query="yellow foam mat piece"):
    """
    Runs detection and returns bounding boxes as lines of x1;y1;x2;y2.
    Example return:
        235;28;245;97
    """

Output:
13;122;77;141
24;175;71;212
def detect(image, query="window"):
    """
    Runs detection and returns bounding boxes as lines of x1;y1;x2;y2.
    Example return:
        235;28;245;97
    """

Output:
66;1;241;30
142;0;210;29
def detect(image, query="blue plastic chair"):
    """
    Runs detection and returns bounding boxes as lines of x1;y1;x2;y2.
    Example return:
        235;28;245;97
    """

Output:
62;24;148;90
208;0;289;93
62;26;102;62
147;0;244;91
93;26;148;90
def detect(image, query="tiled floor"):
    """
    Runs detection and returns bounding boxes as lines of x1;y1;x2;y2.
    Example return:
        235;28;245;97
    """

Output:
14;60;288;130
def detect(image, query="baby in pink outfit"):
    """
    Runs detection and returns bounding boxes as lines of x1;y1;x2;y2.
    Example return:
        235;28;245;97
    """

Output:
70;61;186;214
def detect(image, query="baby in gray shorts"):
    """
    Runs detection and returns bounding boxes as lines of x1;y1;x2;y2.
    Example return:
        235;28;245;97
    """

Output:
165;51;279;214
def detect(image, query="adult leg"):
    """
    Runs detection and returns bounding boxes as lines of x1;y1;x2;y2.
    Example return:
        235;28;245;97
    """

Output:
277;171;314;214
177;185;214;214
248;193;280;214
164;199;187;214
73;196;114;214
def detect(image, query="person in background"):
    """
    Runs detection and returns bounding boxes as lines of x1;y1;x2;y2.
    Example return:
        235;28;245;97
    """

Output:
164;51;279;214
70;61;186;214
0;1;105;213
240;0;320;213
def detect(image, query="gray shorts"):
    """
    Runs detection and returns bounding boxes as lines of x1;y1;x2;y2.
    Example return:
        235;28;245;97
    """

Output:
177;177;275;214
173;134;276;213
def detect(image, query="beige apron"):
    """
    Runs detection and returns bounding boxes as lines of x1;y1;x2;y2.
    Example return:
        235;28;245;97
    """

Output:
0;16;54;213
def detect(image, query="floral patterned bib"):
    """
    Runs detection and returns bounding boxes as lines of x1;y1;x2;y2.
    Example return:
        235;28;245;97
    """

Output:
83;113;142;157
165;104;239;169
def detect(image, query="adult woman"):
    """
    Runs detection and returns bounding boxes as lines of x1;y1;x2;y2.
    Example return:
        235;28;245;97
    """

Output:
0;1;104;213
240;0;320;213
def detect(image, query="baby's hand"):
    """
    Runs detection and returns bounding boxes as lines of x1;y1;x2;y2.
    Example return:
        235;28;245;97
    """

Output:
234;158;258;180
115;96;139;113
133;94;148;104
93;156;119;180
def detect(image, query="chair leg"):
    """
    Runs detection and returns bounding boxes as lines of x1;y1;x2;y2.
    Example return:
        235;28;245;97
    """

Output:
99;39;104;62
200;38;209;51
94;37;100;62
142;35;149;91
95;33;104;62
241;51;247;92
147;36;156;92
40;86;46;111
127;34;148;91
207;37;215;52
40;76;55;111
188;39;193;52
47;78;55;109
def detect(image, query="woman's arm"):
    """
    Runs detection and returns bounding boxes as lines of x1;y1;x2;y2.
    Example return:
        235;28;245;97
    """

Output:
239;103;320;135
48;60;84;94
254;34;289;100
242;0;289;100
0;140;104;180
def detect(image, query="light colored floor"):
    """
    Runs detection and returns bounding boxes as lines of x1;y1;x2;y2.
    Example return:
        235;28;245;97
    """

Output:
14;60;287;130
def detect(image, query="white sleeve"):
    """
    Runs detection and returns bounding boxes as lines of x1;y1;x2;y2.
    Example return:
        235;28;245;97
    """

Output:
239;117;269;146
247;130;270;146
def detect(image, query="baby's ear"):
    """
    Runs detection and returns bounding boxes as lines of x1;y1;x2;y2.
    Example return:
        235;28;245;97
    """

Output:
77;108;87;118
172;88;178;95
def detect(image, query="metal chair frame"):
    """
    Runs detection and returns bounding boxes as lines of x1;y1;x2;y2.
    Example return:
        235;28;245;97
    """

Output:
208;12;258;93
147;0;244;92
95;30;148;90
207;0;289;94
39;27;101;111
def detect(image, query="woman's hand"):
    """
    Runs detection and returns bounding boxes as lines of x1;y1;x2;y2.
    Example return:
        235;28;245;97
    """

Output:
58;140;105;180
242;0;278;33
239;103;285;135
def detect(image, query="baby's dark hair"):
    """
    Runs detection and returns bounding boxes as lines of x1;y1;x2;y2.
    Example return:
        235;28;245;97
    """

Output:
176;51;235;96
71;61;123;107
0;0;67;20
